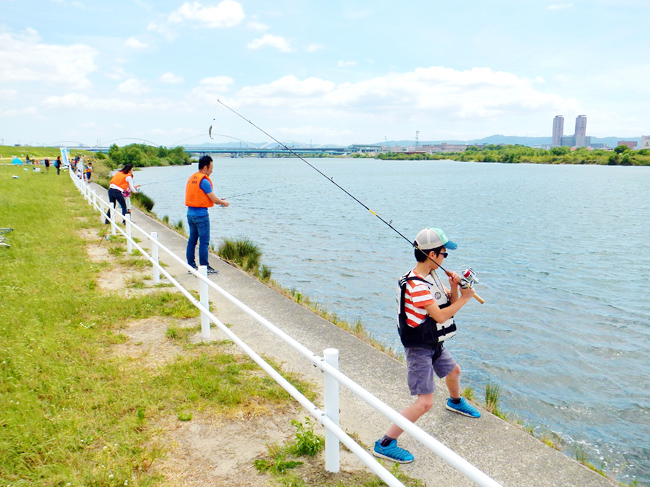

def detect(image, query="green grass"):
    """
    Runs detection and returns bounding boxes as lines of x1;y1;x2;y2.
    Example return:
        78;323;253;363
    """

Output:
0;166;311;486
253;418;424;487
218;238;266;276
485;382;507;420
0;145;95;160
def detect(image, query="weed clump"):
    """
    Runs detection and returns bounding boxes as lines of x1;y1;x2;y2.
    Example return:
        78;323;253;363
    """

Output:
218;238;272;280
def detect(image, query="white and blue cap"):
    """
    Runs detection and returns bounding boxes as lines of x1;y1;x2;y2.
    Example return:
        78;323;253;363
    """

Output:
414;228;458;251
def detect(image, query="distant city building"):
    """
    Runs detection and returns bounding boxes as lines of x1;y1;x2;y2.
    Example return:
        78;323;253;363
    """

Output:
552;115;564;147
561;135;576;147
349;144;383;153
640;136;650;149
552;115;590;147
617;140;638;150
575;115;588;147
428;143;469;153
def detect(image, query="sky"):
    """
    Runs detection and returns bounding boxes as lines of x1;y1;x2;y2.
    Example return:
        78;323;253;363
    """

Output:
1;0;649;147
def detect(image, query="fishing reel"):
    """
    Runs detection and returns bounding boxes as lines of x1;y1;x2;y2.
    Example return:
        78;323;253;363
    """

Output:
460;267;479;289
459;268;484;304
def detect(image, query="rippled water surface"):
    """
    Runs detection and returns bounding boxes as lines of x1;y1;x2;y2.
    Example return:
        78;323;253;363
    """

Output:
136;158;650;484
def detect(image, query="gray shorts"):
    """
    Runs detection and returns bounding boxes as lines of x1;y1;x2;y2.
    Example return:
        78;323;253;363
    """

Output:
405;345;457;396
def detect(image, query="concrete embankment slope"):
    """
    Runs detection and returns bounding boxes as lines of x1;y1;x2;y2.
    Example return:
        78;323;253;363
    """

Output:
96;183;616;487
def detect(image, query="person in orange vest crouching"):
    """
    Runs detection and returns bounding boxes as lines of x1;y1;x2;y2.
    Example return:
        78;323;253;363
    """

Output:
106;164;137;224
185;155;229;275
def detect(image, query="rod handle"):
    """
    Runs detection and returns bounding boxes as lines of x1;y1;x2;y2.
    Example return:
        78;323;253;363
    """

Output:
473;293;485;304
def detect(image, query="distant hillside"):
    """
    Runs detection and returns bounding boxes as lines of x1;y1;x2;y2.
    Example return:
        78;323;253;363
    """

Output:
374;135;643;148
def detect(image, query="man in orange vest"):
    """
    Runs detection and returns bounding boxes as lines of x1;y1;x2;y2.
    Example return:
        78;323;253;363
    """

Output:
185;155;229;274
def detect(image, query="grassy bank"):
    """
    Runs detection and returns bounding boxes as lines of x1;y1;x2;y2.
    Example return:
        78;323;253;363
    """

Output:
0;166;311;485
0;145;95;161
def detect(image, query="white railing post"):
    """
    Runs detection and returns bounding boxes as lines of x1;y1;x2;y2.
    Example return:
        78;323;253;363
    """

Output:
324;348;340;473
99;198;105;224
92;190;96;210
110;203;117;236
151;232;160;284
199;265;210;338
126;214;132;253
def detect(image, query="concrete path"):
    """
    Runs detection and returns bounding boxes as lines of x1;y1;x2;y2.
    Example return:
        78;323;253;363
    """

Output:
91;183;617;487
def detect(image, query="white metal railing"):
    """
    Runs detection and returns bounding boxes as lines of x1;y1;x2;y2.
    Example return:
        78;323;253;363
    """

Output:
69;169;502;487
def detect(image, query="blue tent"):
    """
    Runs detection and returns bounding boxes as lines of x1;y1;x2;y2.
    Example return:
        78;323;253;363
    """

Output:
11;157;22;165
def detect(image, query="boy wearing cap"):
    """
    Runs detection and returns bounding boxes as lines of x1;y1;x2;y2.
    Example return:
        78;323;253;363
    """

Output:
373;228;479;464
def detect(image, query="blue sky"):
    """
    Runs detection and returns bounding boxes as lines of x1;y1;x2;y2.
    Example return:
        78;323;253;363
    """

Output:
1;0;649;147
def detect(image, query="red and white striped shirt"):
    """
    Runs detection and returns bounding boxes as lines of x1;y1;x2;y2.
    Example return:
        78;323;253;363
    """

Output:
401;270;437;328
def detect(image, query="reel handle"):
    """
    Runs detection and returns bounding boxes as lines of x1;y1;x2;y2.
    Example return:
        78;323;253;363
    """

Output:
444;270;485;305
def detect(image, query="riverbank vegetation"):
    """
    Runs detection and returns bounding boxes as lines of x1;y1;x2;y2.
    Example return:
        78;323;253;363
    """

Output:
103;144;192;168
373;144;650;166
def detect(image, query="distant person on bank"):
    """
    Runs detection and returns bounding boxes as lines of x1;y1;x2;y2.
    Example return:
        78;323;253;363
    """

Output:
373;228;479;464
55;156;61;175
105;164;137;224
185;155;229;275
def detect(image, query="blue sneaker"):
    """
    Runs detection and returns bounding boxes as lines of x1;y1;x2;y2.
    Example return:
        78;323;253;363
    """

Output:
446;397;481;418
373;439;414;463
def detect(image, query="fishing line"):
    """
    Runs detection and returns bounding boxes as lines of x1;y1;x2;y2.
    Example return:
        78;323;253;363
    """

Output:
227;184;290;199
216;99;484;303
139;176;188;187
216;100;413;245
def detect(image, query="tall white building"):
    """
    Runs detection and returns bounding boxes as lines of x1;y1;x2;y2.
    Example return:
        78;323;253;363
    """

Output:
552;116;564;147
574;115;588;147
641;136;650;149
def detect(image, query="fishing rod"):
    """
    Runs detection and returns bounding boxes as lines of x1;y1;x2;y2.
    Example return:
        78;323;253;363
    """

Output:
216;99;484;304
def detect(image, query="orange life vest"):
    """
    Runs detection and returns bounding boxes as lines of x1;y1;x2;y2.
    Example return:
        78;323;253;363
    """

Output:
110;171;131;191
185;173;214;208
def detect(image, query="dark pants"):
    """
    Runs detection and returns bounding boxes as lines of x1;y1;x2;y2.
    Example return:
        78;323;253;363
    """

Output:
106;188;128;223
186;214;210;267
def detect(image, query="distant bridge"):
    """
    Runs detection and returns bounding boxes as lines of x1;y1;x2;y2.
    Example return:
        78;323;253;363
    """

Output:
182;145;352;157
85;144;383;157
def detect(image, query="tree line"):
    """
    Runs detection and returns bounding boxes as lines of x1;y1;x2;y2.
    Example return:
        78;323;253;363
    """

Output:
373;144;650;166
97;144;192;168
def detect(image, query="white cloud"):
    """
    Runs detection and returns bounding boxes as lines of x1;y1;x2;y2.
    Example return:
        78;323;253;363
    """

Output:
0;29;96;89
338;60;357;68
168;1;244;28
237;75;335;101
187;76;235;104
160;72;184;84
147;20;177;40
125;37;148;49
105;66;129;81
306;44;324;52
117;78;150;95
42;92;173;112
247;21;268;31
231;67;577;122
247;34;291;52
548;3;574;9
0;89;18;100
0;106;41;118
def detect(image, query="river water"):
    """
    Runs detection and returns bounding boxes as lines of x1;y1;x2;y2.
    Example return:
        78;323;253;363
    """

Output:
135;158;650;484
